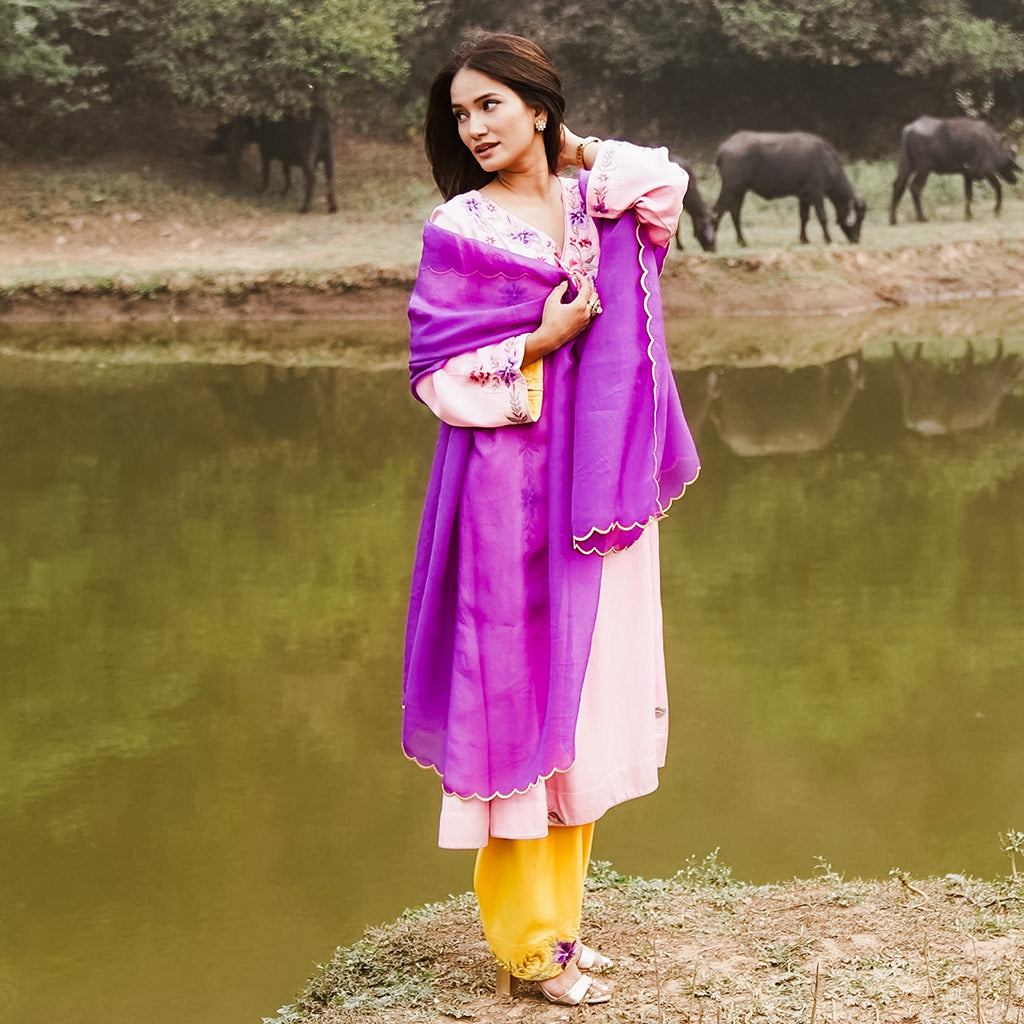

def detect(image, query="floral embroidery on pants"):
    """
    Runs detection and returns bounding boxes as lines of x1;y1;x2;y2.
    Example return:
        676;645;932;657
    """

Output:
497;938;578;981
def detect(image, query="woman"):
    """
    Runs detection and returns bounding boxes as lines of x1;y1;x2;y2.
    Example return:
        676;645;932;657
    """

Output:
403;33;700;1006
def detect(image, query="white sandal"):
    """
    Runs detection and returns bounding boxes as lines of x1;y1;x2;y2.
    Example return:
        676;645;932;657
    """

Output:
576;943;614;972
540;973;611;1006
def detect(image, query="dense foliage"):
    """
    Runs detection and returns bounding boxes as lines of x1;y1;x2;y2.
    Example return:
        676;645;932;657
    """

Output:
0;0;420;146
2;0;1024;153
408;0;1024;152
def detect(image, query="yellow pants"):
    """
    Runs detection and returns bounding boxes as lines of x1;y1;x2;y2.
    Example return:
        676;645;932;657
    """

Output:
474;823;595;981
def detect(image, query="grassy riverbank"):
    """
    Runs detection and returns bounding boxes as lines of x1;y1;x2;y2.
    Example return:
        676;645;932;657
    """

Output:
266;853;1024;1024
2;140;1024;329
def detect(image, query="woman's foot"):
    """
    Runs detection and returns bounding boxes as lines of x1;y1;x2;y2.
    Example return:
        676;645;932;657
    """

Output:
538;962;611;1005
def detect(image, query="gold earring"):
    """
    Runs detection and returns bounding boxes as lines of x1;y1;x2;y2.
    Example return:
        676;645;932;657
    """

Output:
534;118;547;132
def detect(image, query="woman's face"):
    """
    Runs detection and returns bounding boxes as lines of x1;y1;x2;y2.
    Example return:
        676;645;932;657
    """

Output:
450;67;544;174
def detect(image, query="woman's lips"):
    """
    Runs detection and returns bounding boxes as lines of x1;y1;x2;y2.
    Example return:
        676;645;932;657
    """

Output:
475;142;498;158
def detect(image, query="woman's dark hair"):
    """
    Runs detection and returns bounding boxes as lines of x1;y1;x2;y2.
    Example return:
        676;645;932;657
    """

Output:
424;34;566;200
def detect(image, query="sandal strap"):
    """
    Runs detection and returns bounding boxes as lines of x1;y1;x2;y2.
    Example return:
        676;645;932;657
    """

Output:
541;973;611;1006
577;943;614;971
561;974;596;1005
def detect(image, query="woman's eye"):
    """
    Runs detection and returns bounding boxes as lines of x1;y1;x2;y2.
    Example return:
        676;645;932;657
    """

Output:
483;99;498;111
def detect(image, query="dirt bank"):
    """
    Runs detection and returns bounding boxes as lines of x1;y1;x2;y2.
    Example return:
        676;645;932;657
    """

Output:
274;862;1024;1024
659;236;1024;317
3;219;1024;326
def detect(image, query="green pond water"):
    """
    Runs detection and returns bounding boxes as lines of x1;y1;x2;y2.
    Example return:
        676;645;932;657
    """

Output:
1;305;1023;1024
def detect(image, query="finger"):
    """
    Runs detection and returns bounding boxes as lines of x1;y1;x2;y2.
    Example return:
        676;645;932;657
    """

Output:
571;277;591;305
548;281;570;304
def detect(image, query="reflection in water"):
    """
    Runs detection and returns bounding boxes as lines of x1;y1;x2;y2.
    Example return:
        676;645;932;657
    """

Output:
893;340;1023;435
0;360;444;1024
1;327;1023;1024
706;355;864;456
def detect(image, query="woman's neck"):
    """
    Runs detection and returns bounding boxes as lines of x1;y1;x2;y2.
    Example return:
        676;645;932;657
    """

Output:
480;168;564;249
490;163;554;200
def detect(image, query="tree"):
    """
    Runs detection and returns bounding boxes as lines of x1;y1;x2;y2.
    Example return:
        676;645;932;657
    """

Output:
709;0;899;66
708;0;1024;86
896;0;1024;84
1;0;424;150
0;0;104;119
123;0;423;118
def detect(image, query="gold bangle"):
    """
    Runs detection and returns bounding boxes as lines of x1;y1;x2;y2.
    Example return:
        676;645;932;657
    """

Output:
576;136;601;167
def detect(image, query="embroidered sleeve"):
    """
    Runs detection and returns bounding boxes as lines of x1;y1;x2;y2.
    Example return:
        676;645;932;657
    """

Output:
415;336;543;428
585;140;688;248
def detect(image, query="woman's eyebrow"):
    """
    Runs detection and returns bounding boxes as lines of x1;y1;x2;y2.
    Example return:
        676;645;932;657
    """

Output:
452;92;500;110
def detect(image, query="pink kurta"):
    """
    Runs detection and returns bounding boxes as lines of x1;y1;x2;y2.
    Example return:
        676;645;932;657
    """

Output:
414;142;687;849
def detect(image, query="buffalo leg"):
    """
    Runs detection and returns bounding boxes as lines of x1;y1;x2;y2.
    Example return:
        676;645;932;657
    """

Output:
281;163;293;197
322;152;338;214
730;203;748;247
224;118;248;182
909;171;929;221
963;174;974;220
987;174;1003;216
798;199;811;243
890;168;910;224
260;155;272;193
717;189;747;247
299;165;315;213
812;198;832;243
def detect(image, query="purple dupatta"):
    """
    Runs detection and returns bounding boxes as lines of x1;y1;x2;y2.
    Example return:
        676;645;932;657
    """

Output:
403;188;700;800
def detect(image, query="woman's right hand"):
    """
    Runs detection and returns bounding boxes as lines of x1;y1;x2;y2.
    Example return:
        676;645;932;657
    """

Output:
522;275;601;364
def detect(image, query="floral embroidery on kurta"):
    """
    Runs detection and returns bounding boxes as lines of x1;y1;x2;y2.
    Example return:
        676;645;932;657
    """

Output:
466;338;532;423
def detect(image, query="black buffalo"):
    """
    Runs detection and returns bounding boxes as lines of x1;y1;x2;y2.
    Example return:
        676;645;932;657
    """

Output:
671;155;717;252
202;119;251;181
713;131;867;246
203;108;338;214
889;116;1021;224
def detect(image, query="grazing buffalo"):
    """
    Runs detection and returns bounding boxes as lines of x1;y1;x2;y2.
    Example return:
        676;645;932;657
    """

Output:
671;155;717;252
889;116;1021;224
203;108;338;213
253;109;338;213
708;355;865;456
892;341;1021;434
202;118;251;181
713;131;867;247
